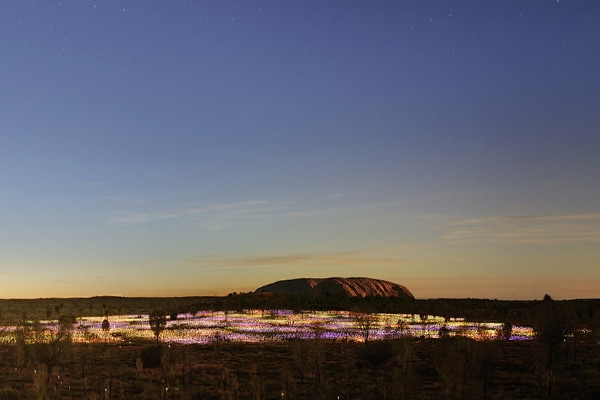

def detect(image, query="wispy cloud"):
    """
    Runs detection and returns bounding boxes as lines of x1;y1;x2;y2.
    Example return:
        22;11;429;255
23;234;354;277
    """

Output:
286;207;349;217
110;200;272;225
109;198;356;228
183;200;269;214
414;213;453;221
186;249;407;270
103;196;145;205
111;211;178;224
442;213;600;244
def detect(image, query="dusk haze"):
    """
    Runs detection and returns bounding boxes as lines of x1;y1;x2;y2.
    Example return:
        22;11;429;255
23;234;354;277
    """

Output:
0;1;598;300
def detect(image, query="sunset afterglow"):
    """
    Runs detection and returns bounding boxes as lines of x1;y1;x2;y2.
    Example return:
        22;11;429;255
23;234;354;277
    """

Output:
0;2;598;299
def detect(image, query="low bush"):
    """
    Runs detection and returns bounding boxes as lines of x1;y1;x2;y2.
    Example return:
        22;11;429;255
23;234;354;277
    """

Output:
0;389;20;400
140;344;163;368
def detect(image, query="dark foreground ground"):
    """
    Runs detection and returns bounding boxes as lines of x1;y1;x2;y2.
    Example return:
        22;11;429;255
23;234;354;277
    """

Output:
0;332;598;399
0;295;598;399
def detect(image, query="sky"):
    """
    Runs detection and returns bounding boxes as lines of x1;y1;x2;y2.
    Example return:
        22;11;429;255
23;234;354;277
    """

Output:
0;1;598;300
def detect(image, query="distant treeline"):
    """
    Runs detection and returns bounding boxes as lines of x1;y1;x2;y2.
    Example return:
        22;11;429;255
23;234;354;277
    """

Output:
217;292;599;329
0;292;598;331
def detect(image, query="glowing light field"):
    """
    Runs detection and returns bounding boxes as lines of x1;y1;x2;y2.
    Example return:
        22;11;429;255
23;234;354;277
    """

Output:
2;310;534;344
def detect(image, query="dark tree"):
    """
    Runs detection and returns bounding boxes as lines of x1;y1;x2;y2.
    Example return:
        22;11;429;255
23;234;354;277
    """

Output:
352;311;378;344
535;295;572;400
149;309;167;343
15;313;76;396
435;336;474;400
498;321;512;341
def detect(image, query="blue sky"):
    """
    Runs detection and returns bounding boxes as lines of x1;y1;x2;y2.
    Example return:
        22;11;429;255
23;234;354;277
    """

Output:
0;1;598;299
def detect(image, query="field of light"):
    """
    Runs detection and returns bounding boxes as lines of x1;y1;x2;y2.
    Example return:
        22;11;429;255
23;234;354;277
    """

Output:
0;310;535;344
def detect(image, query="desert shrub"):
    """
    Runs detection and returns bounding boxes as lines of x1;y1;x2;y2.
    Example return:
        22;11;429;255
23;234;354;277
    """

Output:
0;389;20;400
119;368;139;382
140;344;163;368
438;325;450;338
126;382;145;396
435;336;474;400
363;340;394;365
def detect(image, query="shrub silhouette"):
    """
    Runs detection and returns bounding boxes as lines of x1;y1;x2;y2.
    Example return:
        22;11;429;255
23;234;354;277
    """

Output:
0;388;20;400
363;340;394;365
149;309;167;343
140;344;163;368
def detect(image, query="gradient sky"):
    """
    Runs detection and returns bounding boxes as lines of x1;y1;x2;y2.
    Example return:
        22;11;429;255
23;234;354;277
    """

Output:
1;1;598;299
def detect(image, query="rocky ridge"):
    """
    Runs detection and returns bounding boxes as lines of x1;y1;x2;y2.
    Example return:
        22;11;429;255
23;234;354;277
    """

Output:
255;277;414;299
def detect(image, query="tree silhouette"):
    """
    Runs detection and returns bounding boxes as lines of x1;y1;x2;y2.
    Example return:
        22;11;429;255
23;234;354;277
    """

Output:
498;321;512;341
149;310;167;343
309;321;325;390
15;314;76;397
352;311;378;344
536;303;568;400
391;338;418;400
435;336;473;400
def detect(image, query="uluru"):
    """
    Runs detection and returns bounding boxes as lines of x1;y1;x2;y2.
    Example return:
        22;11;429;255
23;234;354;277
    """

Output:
255;277;414;299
